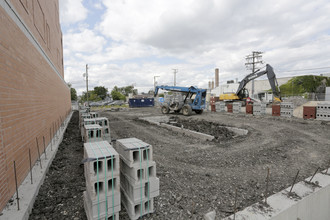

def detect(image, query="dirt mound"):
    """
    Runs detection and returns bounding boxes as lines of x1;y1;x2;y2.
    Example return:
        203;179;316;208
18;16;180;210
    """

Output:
169;117;235;142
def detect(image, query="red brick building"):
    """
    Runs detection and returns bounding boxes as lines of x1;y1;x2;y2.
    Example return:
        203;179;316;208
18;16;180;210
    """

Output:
0;0;71;211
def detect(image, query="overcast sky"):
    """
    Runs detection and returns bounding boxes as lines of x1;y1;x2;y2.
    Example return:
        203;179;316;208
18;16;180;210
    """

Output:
60;0;330;95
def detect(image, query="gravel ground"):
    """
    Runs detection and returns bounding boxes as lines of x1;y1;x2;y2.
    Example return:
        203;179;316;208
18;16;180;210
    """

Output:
29;108;330;220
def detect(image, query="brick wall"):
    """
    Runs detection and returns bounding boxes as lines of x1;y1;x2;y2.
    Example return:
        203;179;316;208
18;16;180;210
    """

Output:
0;0;70;211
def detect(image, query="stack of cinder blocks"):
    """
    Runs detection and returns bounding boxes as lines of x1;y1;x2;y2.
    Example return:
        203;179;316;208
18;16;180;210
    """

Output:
280;102;294;118
115;138;159;220
233;102;242;114
316;103;330;121
215;102;226;112
83;141;121;220
253;103;266;116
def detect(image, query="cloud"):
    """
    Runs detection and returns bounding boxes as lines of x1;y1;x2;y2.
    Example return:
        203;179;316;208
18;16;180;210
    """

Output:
63;29;106;53
59;0;88;25
62;0;330;95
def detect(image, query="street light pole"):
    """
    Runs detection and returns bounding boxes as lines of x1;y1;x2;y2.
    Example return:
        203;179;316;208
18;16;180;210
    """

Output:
172;69;178;86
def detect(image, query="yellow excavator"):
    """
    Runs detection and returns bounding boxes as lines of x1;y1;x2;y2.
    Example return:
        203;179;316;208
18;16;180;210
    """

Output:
219;64;282;104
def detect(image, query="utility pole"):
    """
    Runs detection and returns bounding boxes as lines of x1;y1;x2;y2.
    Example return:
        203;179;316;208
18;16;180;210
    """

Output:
245;51;263;98
172;69;178;86
83;64;89;107
154;76;160;91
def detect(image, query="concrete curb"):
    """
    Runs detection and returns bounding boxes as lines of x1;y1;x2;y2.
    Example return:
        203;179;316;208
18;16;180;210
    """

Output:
160;123;215;141
0;112;73;220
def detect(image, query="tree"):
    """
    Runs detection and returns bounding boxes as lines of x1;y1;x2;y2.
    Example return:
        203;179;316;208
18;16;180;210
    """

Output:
67;83;77;101
94;86;108;100
80;91;102;102
70;88;77;101
111;90;126;101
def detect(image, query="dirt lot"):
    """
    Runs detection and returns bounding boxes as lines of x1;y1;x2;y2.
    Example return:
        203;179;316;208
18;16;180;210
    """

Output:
29;108;330;219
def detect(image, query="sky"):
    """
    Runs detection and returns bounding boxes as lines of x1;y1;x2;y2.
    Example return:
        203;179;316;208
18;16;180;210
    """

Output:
59;0;330;95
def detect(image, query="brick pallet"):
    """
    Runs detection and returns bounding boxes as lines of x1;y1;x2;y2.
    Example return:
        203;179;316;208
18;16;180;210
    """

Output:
316;103;330;121
233;102;242;114
253;103;266;116
83;141;121;220
115;138;159;220
272;105;281;116
227;104;233;113
246;104;253;114
280;102;294;118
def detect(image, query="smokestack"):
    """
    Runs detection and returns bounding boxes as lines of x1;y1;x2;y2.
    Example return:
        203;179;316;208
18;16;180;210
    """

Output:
208;81;211;89
211;80;214;89
215;68;219;87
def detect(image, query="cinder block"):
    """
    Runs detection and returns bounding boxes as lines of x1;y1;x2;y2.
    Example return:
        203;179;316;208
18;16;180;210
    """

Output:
84;141;120;181
83;191;120;220
281;102;294;109
83;124;103;143
316;113;330;121
90;112;99;118
281;109;293;117
121;189;155;220
253;103;266;115
120;159;156;183
303;106;316;119
86;176;120;201
317;104;330;114
120;172;159;203
233;102;242;114
115;138;153;167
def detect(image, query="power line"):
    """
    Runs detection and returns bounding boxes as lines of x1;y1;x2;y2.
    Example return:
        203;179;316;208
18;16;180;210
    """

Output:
245;51;263;97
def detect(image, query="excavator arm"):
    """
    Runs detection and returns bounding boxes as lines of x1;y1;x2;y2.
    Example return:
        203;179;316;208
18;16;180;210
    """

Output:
236;64;281;102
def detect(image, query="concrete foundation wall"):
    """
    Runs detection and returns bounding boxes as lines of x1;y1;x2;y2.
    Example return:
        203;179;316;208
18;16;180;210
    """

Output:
0;0;70;212
225;169;330;220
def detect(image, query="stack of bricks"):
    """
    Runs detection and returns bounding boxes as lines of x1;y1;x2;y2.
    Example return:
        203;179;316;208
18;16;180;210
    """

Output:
253;103;266;116
303;106;316;119
115;138;159;220
227;104;233;113
246;104;253;114
316;103;330;121
210;97;216;112
83;141;121;220
272;105;281;116
280;102;294;118
233;102;242;114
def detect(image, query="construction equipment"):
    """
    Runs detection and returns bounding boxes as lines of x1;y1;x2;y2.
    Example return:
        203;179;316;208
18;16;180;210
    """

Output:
219;64;282;104
154;85;207;116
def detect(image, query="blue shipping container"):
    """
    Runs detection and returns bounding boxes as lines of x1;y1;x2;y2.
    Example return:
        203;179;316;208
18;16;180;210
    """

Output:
129;98;154;108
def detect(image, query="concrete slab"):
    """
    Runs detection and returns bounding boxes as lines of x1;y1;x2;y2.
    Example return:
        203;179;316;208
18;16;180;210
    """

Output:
0;112;73;220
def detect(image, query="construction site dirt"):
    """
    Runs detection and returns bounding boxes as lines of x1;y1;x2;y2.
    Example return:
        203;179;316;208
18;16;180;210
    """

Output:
29;108;330;219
